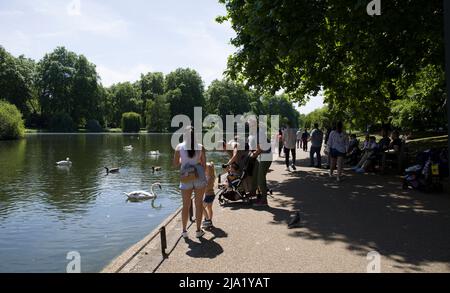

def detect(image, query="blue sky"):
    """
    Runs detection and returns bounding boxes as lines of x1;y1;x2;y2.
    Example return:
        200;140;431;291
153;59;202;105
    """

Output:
0;0;323;114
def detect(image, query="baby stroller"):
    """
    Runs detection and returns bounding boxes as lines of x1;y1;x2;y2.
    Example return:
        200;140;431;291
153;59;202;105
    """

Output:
403;148;448;193
218;154;256;205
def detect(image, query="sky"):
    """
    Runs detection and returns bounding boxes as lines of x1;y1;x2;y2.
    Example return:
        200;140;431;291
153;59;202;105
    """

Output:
0;0;324;114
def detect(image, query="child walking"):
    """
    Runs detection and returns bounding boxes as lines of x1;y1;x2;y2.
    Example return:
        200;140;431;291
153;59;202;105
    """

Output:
202;162;216;229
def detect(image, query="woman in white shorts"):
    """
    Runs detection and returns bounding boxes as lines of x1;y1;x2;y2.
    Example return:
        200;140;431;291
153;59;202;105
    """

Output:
173;127;207;239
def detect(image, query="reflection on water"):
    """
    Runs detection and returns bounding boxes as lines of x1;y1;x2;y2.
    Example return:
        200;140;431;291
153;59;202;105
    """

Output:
0;134;226;272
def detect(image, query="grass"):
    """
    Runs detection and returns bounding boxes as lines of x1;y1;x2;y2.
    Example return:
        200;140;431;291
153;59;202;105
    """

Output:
405;135;448;155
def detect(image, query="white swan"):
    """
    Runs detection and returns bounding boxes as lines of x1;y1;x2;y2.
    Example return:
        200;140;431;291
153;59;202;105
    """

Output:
124;183;162;201
149;150;160;156
123;145;133;151
56;158;72;166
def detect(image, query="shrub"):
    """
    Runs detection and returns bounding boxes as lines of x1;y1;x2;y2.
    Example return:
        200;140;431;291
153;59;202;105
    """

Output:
49;113;76;132
0;100;25;140
121;112;141;133
86;119;104;133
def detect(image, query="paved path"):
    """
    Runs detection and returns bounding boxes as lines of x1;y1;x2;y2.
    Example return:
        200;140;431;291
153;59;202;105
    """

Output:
106;149;450;273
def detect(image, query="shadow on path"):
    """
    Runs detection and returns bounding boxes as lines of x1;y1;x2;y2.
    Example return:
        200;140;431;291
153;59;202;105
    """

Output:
265;162;450;271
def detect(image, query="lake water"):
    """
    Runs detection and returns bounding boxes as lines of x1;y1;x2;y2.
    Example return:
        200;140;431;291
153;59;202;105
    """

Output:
0;134;226;273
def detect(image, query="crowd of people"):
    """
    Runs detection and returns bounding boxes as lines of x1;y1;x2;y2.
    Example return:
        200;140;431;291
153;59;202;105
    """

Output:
173;123;273;239
173;122;406;239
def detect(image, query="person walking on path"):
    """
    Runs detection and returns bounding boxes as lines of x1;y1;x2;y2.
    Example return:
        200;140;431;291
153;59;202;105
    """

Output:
301;129;310;152
278;130;284;158
309;123;324;168
296;129;302;149
327;121;349;182
173;126;207;239
283;122;297;171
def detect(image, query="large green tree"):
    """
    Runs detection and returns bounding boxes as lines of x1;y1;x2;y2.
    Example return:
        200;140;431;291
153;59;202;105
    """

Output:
108;82;142;128
138;72;165;125
206;79;251;119
0;46;37;121
219;0;446;128
37;47;101;127
165;68;205;120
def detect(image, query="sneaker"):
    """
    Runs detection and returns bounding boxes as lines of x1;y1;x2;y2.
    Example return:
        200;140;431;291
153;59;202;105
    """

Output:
202;220;212;229
291;165;297;171
355;168;365;174
196;230;205;238
285;167;291;172
182;231;189;239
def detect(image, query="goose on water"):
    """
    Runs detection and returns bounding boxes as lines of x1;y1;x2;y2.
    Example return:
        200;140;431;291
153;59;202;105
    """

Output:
152;166;162;172
56;158;72;166
105;167;120;174
124;183;162;201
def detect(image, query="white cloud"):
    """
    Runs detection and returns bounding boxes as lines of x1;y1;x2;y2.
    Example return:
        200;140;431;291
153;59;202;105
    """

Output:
97;64;153;87
28;0;129;38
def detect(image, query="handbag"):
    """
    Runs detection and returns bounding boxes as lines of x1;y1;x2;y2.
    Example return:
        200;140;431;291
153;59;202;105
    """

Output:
180;167;199;183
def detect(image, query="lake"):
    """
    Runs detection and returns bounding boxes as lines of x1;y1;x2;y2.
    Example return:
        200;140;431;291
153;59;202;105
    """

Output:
0;134;226;273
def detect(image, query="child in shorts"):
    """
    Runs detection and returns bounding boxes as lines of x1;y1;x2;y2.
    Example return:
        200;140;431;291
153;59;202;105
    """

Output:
202;162;216;229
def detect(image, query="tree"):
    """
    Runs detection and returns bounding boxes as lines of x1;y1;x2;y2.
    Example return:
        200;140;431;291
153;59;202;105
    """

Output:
37;47;101;127
108;82;142;127
0;46;37;121
165;68;205;120
139;72;165;125
205;79;251;119
121;112;142;133
0;100;25;140
261;94;300;127
219;0;445;128
146;95;171;132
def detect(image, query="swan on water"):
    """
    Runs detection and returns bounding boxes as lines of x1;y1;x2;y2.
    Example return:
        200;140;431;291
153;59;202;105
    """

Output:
56;158;72;166
124;183;162;201
149;150;160;156
105;167;120;174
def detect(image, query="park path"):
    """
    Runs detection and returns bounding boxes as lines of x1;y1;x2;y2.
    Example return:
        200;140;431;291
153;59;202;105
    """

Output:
104;149;450;273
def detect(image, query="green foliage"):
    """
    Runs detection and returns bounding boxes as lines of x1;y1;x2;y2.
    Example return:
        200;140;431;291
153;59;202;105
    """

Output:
145;95;170;132
0;46;37;120
85;119;103;133
165;68;204;120
49;112;76;132
261;94;300;127
108;82;142;128
219;0;445;130
37;47;100;126
0;100;25;140
121;112;141;133
301;107;330;130
206;79;250;119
